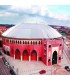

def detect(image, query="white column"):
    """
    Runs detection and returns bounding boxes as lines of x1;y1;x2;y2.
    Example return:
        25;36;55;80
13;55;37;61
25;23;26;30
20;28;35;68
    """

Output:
21;55;22;61
29;56;30;62
37;56;38;61
14;54;15;59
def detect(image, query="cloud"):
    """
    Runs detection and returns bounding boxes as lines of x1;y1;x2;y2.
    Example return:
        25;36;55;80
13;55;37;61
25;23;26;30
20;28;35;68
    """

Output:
48;11;70;20
10;5;48;16
0;5;70;26
0;11;18;17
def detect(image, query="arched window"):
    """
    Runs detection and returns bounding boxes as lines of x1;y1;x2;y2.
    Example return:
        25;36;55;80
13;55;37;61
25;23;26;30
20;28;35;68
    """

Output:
60;44;62;46
33;41;35;44
23;50;29;60
12;40;13;43
13;40;15;43
49;45;51;48
10;40;11;43
6;39;9;43
25;41;27;44
18;41;19;44
23;41;24;44
31;50;37;61
28;41;29;44
41;41;42;44
23;50;28;56
31;41;32;44
15;49;20;54
20;41;21;44
16;40;17;44
36;41;37;45
38;41;41;44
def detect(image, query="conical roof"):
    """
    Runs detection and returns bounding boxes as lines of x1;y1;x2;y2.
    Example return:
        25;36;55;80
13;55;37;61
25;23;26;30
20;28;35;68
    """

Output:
2;23;62;39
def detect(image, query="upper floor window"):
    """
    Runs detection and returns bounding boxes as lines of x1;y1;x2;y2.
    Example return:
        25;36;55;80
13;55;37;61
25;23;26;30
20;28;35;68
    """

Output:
38;41;41;44
28;41;29;44
23;41;24;44
35;41;37;45
60;44;62;46
31;41;32;44
41;41;42;44
16;40;17;44
12;40;14;43
33;41;35;44
25;41;27;44
18;41;19;44
20;41;21;44
6;39;9;43
49;45;51;48
10;40;12;43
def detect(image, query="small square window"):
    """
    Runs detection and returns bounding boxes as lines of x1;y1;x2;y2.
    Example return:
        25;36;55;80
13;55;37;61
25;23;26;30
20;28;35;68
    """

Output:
49;45;51;48
59;57;61;60
60;44;62;46
48;59;51;62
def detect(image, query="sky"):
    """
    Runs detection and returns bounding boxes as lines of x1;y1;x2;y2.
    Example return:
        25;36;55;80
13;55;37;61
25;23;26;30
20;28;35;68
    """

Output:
0;5;70;26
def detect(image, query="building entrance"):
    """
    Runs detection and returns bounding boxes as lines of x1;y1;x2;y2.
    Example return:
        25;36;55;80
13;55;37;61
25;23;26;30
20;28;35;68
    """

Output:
31;50;37;61
52;51;57;65
23;50;29;60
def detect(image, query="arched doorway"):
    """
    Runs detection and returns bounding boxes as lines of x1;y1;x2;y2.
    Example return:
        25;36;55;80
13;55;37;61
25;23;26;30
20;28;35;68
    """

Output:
0;40;2;47
52;51;57;65
31;50;37;61
6;51;10;56
4;49;6;54
11;48;14;57
15;49;21;59
23;50;29;60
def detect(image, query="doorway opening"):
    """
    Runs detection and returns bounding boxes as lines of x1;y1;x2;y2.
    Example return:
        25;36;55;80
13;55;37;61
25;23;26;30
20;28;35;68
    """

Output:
31;50;37;61
23;50;29;60
52;51;57;65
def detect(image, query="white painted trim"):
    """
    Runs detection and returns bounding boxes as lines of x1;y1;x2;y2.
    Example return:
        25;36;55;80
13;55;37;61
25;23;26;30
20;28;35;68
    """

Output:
21;55;22;61
48;51;51;57
29;56;30;62
37;56;38;61
14;54;15;59
59;50;61;55
47;40;48;66
52;47;58;64
52;47;58;54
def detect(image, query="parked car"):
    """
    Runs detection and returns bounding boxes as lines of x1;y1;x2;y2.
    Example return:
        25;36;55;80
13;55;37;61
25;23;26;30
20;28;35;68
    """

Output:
2;57;7;64
0;52;4;59
9;69;16;75
64;66;70;71
39;70;46;74
0;52;2;55
2;57;11;68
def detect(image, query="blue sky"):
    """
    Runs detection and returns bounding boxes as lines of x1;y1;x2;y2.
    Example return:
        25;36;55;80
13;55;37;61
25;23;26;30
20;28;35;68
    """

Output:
0;5;70;26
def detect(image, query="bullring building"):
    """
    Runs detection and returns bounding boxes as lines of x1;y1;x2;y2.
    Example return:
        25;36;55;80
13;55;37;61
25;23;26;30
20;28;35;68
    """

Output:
2;23;63;66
